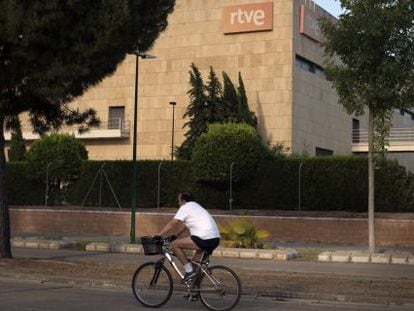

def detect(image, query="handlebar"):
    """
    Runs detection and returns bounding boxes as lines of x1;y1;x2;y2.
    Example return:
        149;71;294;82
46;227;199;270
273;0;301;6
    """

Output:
153;235;177;244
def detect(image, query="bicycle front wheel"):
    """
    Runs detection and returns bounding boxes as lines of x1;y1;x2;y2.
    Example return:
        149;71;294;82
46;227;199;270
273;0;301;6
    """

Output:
198;265;242;311
132;261;173;308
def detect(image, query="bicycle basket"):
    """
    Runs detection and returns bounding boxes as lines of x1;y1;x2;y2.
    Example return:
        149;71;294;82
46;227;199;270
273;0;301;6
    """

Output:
141;236;163;255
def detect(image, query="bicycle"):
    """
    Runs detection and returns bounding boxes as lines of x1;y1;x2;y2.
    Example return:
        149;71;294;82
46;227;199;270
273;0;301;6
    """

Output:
132;235;242;311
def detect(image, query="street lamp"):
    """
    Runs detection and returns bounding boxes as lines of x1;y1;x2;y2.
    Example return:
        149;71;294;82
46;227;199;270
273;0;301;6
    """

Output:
45;162;54;207
130;51;156;244
169;101;176;161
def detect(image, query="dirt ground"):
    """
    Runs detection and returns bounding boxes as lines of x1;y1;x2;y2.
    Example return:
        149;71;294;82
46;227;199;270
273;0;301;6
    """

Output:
1;257;413;305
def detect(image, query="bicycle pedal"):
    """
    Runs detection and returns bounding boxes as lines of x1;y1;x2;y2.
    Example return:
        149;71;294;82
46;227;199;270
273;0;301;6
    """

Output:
183;294;199;302
181;271;197;283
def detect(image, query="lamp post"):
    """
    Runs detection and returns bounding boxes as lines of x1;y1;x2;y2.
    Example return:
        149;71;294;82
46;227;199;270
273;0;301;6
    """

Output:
130;51;156;244
169;101;176;161
45;162;54;207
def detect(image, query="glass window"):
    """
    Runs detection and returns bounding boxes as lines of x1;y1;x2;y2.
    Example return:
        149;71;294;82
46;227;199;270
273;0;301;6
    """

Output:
108;106;125;129
295;54;325;79
315;147;333;156
352;118;360;143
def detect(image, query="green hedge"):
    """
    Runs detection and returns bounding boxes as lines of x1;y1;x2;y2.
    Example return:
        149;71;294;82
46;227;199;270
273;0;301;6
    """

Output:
67;160;189;208
231;156;413;212
6;162;44;205
6;157;414;212
234;157;368;211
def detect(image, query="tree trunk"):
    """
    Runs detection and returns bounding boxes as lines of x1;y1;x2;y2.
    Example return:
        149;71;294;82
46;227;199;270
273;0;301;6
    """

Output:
368;107;375;254
0;115;12;258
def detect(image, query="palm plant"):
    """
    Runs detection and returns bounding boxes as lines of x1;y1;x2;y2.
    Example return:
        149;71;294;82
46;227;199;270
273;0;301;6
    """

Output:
219;219;269;249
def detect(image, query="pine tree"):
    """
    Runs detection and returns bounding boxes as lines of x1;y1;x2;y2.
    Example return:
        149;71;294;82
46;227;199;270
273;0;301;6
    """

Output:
8;122;26;162
0;0;175;258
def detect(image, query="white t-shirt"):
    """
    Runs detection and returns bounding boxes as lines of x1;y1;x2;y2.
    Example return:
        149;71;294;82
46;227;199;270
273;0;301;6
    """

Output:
174;201;220;240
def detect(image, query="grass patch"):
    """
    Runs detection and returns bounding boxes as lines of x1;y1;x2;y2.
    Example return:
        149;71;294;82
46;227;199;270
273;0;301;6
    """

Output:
71;240;92;251
68;239;113;251
40;236;64;241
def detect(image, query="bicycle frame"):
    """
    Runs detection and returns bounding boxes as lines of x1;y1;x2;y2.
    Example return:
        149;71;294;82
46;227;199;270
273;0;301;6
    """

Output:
163;248;186;279
157;240;210;287
132;236;242;311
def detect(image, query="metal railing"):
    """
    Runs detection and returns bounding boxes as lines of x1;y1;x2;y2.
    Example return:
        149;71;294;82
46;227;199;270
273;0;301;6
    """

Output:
107;118;129;133
64;118;130;134
353;128;414;144
5;119;130;140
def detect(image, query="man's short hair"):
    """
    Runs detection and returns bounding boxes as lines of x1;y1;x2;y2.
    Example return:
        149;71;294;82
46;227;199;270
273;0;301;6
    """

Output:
179;192;194;202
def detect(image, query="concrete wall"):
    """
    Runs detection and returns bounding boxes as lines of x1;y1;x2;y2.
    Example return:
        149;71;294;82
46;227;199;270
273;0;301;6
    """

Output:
291;1;352;155
10;208;414;246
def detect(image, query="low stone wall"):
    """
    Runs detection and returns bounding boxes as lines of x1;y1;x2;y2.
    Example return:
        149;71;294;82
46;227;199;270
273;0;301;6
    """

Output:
9;207;414;246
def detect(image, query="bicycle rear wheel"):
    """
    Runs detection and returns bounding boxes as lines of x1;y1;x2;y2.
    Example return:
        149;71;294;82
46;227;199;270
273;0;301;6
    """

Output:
132;261;173;308
198;265;242;311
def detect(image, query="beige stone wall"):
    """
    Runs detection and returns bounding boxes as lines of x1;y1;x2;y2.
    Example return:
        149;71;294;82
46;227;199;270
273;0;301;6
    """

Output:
6;0;414;163
7;0;346;160
66;0;297;160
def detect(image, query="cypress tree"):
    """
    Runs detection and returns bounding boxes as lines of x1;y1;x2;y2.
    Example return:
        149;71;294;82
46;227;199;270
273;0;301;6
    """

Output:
177;63;207;160
179;66;258;159
222;72;239;122
205;66;224;123
237;72;257;128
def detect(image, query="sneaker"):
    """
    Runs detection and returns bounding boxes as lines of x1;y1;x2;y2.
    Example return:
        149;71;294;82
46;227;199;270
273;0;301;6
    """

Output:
181;271;197;283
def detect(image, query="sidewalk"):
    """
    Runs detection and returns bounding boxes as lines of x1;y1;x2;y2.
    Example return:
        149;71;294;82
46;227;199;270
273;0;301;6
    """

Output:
11;235;299;261
1;235;414;307
10;233;414;264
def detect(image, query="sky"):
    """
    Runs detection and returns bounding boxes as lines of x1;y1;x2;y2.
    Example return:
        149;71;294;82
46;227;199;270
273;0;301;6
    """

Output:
314;0;344;17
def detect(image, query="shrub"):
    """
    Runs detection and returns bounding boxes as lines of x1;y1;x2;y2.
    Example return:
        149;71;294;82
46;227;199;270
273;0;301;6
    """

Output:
26;133;88;181
25;133;88;204
219;219;269;248
191;123;265;183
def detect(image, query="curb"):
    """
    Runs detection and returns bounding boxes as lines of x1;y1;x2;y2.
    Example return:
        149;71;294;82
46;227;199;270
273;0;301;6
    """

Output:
12;237;414;265
318;250;414;265
11;237;298;261
11;237;76;250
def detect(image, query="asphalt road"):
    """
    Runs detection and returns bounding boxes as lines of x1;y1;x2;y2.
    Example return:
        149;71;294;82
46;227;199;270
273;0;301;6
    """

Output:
2;247;414;308
1;278;412;311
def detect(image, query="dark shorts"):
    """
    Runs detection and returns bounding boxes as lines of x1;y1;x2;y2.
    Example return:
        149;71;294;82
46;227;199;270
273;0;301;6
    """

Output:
191;236;220;255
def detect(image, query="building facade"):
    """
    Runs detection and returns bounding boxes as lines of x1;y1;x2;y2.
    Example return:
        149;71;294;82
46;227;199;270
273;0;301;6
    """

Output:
6;0;414;170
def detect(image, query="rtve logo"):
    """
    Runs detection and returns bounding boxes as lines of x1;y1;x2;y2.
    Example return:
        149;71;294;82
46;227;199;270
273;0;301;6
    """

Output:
222;2;273;34
230;7;266;26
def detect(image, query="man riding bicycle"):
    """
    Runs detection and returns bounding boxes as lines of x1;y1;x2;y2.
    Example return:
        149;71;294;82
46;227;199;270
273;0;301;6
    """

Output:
158;192;220;282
